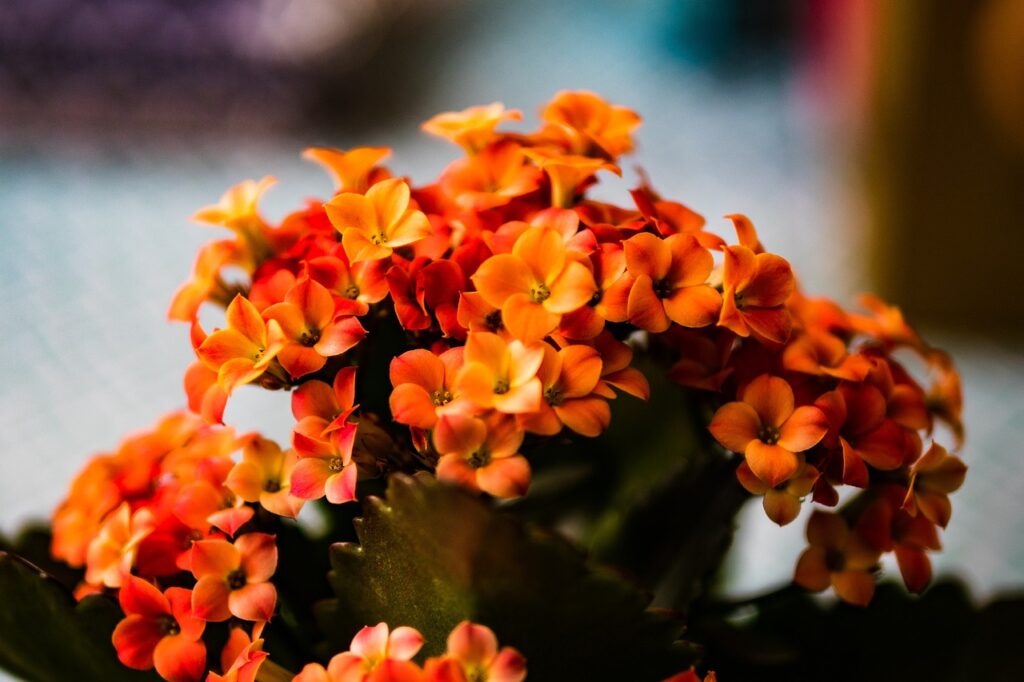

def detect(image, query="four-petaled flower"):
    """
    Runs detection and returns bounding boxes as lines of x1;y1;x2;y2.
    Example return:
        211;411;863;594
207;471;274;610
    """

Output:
190;533;278;622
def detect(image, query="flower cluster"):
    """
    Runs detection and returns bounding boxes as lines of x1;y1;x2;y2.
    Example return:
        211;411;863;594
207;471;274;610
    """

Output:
49;91;965;680
293;621;525;682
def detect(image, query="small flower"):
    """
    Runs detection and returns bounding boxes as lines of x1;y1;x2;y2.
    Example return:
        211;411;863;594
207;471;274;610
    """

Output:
718;243;795;345
303;146;392;193
709;374;828;487
472;226;597;343
295;623;425;682
262;278;367;379
794;511;881;606
455;332;544;414
226;436;305;518
902;442;967;528
112;576;206;682
424;620;526;682
325;178;431;263
389;348;465;430
622;232;721;332
195;295;287;393
190;533;278;622
440;141;542;211
539;90;641;158
85;502;154;588
433;413;531;499
421;103;522;154
736;460;819;526
518;343;609;437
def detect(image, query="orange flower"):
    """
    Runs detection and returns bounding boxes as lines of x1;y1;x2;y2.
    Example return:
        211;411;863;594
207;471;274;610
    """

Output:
472;226;597;343
183;360;229;425
518;343;610;437
112;576;206;682
433;413;531;499
709;374;828;486
718;243;795;344
195;295;287;393
262;278;367;379
306;253;390;316
540;90;641;158
172;456;253;537
226;436;305;519
421;103;522;154
455;332;544;414
815;383;914;487
423;621;526;682
168;239;239;322
558;243;631;340
440;141;542;211
736;460;818;526
191;533;278;622
631;184;724;249
290;421;359;505
782;330;873;382
902;442;967;528
793;511;881;606
303;146;392;193
522;147;620;208
192;177;275;263
389;348;465;430
457;292;506;336
325;178;432;263
585;331;650;400
622;232;721;332
295;623;425;682
85;502;154;588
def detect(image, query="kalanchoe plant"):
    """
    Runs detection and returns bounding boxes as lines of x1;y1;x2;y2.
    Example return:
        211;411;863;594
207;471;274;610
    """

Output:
0;92;974;682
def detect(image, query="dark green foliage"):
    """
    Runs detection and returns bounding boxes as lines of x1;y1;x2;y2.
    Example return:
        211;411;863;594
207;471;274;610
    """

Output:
0;552;159;682
316;474;694;682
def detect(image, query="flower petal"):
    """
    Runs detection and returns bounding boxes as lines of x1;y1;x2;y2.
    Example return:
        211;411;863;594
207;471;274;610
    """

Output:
777;406;828;452
229;581;277;622
741;374;794;428
744;441;798;487
708;402;761;453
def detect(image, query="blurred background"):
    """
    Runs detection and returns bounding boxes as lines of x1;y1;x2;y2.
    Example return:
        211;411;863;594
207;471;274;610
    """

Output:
2;0;1022;603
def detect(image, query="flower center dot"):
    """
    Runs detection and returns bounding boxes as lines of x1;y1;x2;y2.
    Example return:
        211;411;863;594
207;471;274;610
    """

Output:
493;379;510;395
299;328;321;347
227;569;246;590
758;425;780;445
653;278;674;299
468;449;492;469
530;283;551;304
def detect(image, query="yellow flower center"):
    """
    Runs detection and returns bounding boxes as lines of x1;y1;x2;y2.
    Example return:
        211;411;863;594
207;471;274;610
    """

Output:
328;457;344;472
493;379;510;395
158;615;180;636
758;425;780;445
431;389;453;406
468;448;492;469
299;328;321;347
530;282;551;304
227;568;247;591
370;231;387;246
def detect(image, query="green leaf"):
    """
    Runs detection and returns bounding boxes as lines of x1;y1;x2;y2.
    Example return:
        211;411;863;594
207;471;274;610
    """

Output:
317;474;693;682
0;552;159;682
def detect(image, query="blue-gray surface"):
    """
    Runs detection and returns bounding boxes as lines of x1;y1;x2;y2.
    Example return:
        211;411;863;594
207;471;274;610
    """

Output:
0;9;1021;671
